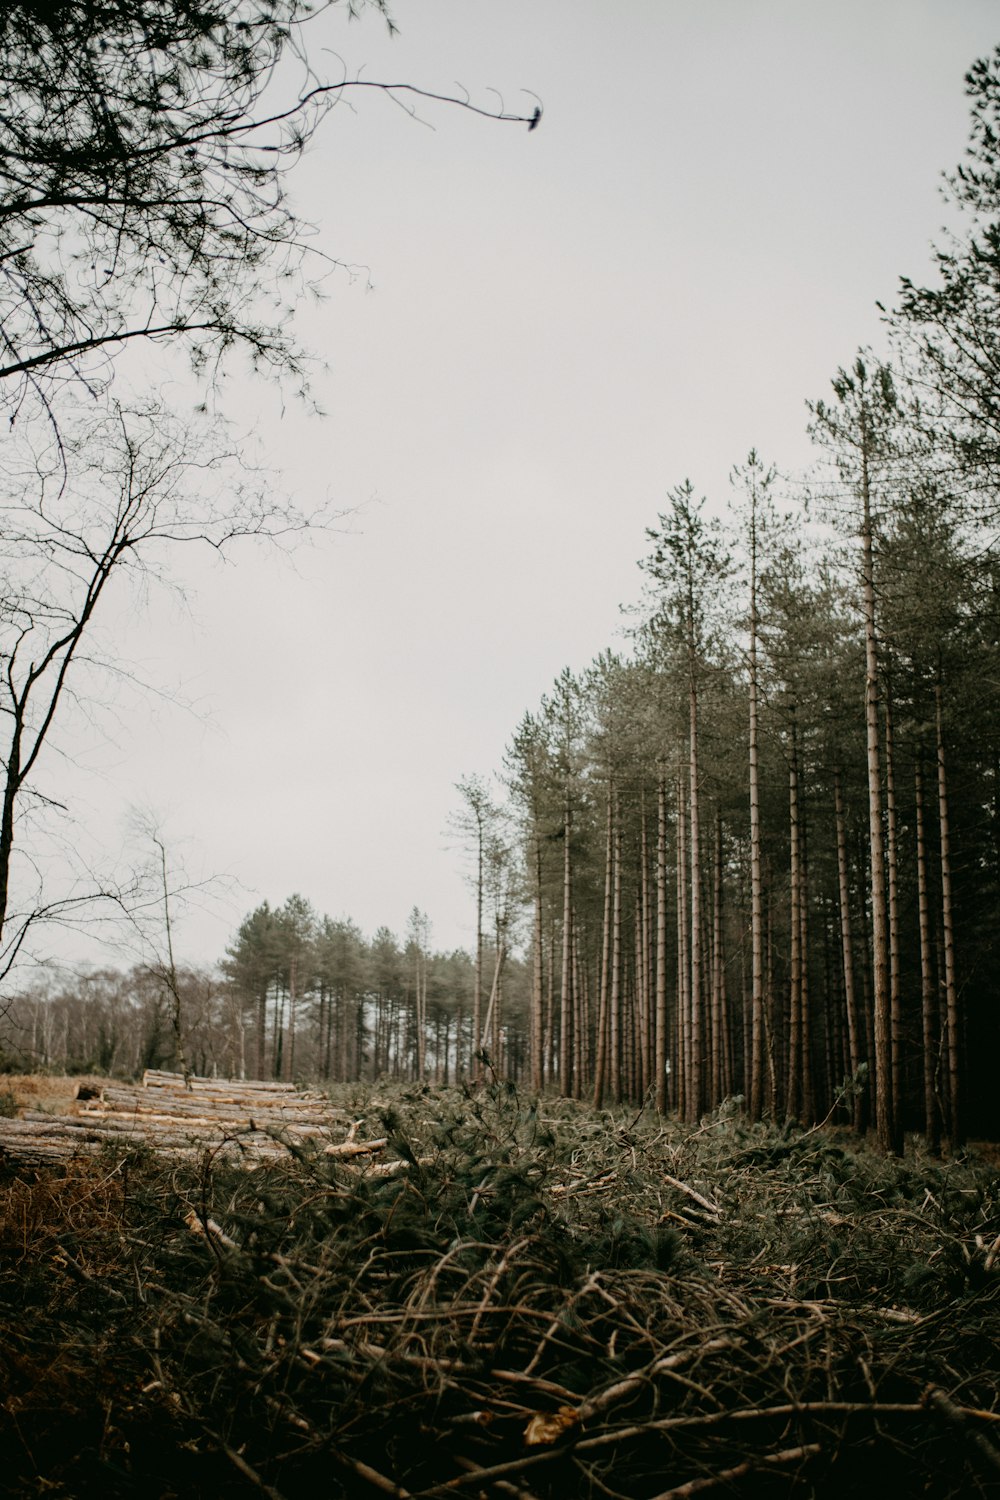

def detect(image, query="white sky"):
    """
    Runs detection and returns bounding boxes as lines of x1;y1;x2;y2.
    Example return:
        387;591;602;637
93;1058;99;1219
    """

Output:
28;0;1000;972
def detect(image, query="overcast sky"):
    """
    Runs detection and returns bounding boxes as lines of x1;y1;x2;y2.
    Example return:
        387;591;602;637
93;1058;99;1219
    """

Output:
34;0;1000;973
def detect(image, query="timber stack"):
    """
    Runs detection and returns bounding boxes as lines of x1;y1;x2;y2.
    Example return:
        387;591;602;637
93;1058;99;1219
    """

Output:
0;1069;376;1165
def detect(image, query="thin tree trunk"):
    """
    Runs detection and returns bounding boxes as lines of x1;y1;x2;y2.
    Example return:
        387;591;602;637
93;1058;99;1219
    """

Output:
572;926;586;1097
710;809;725;1107
676;773;690;1120
609;814;623;1105
884;693;904;1152
256;987;267;1080
474;825;484;1079
154;835;190;1087
860;427;893;1152
689;685;704;1122
834;770;864;1133
787;720;803;1121
593;787;614;1107
544;918;555;1089
559;796;573;1097
531;837;544;1092
492;939;503;1067
936;682;961;1146
748;532;766;1124
799;786;813;1122
655;774;669;1114
639;797;652;1097
273;983;284;1081
914;754;941;1151
764;889;778;1116
286;955;297;1082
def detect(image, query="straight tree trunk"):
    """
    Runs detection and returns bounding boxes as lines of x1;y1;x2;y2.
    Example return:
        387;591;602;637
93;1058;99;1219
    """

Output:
787;723;803;1121
609;814;623;1105
572;927;587;1096
273;984;285;1080
688;680;704;1122
799;788;813;1122
676;772;691;1120
473;826;484;1079
491;946;503;1067
748;513;766;1121
639;799;652;1097
710;810;725;1107
834;771;864;1133
286;956;297;1082
764;891;778;1116
655;775;669;1114
559;796;573;1097
914;755;941;1150
531;838;545;1092
544;918;555;1089
256;988;267;1080
593;787;614;1107
860;426;893;1152
415;942;427;1080
936;683;961;1146
884;693;904;1152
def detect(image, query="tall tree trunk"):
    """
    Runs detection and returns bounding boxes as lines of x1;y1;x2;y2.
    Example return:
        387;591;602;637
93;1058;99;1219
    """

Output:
544;918;555;1090
764;889;778;1116
531;838;544;1092
256;987;267;1080
273;984;285;1080
593;787;614;1107
748;522;766;1121
860;427;893;1152
676;772;691;1120
884;693;904;1152
655;774;669;1114
799;787;814;1122
787;722;803;1121
935;682;961;1145
913;755;941;1151
474;827;484;1079
492;945;503;1067
572;927;587;1097
609;814;623;1105
639;797;652;1098
559;796;573;1097
416;942;427;1080
834;770;864;1133
287;955;297;1082
710;810;725;1107
688;681;704;1122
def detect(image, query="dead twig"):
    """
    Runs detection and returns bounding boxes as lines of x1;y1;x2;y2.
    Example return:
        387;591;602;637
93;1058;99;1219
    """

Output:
646;1443;823;1498
925;1386;1000;1476
661;1172;722;1218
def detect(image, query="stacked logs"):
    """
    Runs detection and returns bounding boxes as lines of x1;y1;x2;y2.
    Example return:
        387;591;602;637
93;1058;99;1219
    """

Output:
0;1069;384;1165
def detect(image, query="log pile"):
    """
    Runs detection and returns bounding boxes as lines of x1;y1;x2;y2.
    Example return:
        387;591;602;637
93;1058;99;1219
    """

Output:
0;1069;359;1165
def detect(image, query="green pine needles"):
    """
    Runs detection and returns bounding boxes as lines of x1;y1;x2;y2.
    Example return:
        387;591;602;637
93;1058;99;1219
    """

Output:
1;1083;999;1496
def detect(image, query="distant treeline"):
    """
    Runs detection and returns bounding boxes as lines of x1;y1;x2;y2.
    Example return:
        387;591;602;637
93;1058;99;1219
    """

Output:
0;896;531;1084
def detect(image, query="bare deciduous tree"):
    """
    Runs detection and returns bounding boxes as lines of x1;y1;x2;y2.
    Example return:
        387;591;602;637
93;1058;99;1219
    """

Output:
0;400;320;989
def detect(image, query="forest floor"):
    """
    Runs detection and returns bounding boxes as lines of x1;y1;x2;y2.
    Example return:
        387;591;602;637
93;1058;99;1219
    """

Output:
1;1074;999;1499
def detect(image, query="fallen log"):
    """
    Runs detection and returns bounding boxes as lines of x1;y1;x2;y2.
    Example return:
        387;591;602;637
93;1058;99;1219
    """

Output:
1;1071;361;1165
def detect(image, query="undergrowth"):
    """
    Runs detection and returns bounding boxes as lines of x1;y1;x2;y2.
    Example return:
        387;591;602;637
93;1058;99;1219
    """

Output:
1;1079;999;1497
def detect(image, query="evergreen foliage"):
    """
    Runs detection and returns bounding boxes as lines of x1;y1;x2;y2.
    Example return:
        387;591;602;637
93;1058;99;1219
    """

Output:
1;1083;999;1495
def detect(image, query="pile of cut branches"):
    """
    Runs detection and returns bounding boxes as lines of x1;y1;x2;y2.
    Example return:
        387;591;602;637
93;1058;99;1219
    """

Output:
1;1079;998;1497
